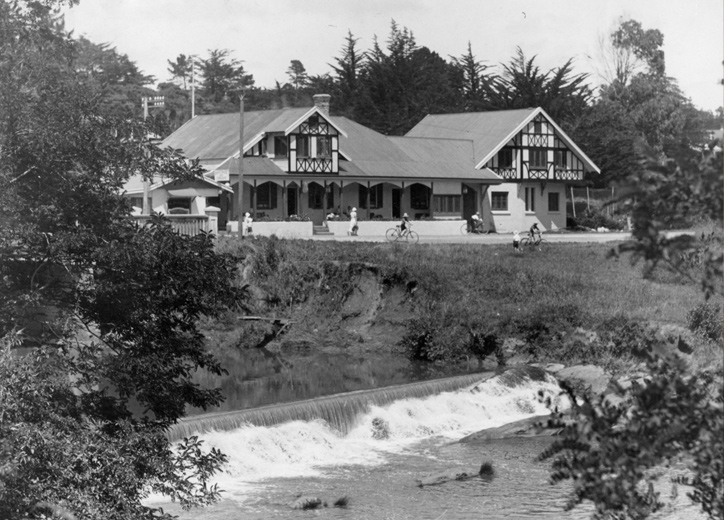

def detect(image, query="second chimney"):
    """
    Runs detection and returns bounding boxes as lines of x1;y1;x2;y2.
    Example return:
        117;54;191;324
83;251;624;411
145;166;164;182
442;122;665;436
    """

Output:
313;93;331;115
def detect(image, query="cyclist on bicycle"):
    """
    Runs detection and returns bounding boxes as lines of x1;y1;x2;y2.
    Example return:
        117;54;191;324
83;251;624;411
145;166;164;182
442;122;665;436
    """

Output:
470;211;483;233
529;223;542;244
400;213;411;236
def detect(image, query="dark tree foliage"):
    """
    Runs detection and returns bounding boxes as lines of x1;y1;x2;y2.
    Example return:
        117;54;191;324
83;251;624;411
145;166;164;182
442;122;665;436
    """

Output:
198;48;254;104
167;53;194;89
614;148;723;297
286;59;308;90
540;355;723;520
539;19;722;519
487;47;592;128
566;99;641;187
354;21;463;135
329;30;366;118
1;2;242;518
73;36;156;119
449;42;496;112
539;145;723;519
611;19;666;83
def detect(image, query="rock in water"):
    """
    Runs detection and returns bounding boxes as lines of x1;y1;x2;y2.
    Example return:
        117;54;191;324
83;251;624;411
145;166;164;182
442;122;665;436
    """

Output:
291;496;323;510
415;463;495;487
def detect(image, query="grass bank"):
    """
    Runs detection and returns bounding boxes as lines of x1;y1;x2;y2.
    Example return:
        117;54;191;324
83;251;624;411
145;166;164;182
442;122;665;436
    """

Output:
210;236;721;376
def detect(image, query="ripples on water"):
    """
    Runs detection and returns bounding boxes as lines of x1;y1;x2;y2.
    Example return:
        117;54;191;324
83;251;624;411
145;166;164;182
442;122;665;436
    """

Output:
157;366;706;520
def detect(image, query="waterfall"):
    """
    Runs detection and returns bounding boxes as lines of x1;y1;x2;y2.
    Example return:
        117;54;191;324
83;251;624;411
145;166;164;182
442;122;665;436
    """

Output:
169;372;492;441
159;366;569;485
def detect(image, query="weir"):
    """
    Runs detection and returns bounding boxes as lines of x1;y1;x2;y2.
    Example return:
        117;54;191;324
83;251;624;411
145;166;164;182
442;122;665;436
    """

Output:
169;372;492;441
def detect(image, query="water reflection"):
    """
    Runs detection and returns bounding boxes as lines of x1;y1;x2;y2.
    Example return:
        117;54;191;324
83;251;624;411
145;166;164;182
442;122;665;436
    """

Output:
190;348;483;415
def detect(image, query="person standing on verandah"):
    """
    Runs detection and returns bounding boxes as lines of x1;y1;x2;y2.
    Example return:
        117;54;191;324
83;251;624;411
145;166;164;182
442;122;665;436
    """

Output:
242;212;253;237
348;207;358;236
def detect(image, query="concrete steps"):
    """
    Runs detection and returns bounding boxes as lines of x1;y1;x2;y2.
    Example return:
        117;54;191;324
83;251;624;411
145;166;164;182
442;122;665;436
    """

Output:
313;225;334;236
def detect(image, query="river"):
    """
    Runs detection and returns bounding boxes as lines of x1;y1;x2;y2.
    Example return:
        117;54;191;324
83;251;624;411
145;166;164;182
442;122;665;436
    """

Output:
150;364;705;520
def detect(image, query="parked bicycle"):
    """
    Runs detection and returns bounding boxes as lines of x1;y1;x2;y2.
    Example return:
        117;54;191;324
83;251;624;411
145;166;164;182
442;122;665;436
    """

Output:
519;232;549;251
460;222;486;235
386;225;419;244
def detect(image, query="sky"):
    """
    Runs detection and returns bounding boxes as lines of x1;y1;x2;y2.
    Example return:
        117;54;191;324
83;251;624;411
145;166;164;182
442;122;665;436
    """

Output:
62;0;723;111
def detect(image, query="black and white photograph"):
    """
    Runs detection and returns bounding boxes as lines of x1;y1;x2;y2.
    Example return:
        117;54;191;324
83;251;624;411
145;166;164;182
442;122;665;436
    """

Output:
1;1;722;519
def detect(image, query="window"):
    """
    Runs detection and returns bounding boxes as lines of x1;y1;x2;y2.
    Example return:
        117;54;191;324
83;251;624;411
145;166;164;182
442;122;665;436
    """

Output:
530;149;546;169
256;183;278;210
433;195;461;214
316;136;331;158
498;148;513;168
359;184;383;209
548;192;560;212
555;150;567;168
297;136;310;157
410;184;430;210
129;196;151;211
491;192;508;211
274;136;288;157
533;121;542;134
525;187;535;212
168;198;192;214
308;183;324;209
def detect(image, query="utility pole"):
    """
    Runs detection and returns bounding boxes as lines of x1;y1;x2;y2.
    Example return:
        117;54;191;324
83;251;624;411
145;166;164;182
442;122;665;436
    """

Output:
236;89;246;241
141;96;165;215
190;56;195;119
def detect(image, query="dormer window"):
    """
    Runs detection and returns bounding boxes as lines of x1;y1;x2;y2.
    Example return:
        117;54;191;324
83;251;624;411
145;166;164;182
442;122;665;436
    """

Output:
317;136;331;158
274;136;288;158
555;150;567;168
297;136;311;157
499;148;513;168
530;149;546;169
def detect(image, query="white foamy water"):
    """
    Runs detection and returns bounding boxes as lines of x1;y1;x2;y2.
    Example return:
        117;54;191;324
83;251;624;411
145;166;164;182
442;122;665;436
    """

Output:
196;370;569;486
146;370;705;520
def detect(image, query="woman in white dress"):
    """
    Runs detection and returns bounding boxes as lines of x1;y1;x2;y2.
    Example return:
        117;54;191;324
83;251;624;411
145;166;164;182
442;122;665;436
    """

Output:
242;212;253;236
349;207;358;236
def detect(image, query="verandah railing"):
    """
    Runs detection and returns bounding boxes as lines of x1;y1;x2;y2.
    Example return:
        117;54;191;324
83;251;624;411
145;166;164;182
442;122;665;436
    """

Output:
132;215;210;236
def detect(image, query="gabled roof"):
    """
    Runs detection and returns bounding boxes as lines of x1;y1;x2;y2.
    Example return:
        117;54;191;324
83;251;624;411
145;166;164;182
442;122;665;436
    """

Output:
333;116;499;181
160;107;346;162
123;173;233;195
406;107;600;173
158;108;505;183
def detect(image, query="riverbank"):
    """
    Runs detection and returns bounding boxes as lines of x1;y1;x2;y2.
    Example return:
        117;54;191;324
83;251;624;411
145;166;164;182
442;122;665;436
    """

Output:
197;235;720;414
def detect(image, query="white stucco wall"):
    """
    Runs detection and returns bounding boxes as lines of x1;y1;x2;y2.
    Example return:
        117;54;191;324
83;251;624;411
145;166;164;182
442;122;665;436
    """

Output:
487;182;566;233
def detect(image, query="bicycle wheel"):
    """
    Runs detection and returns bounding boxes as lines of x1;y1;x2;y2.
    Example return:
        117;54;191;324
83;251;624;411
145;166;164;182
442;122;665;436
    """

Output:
460;223;470;235
520;237;532;249
385;228;399;242
406;230;419;244
536;239;550;251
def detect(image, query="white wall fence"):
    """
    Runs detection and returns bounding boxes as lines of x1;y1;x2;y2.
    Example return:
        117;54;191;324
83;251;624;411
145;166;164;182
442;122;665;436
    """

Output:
326;220;465;237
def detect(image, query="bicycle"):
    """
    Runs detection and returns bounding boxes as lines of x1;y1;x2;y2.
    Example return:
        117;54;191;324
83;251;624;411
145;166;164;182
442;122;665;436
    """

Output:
460;221;486;235
386;225;419;244
520;233;549;251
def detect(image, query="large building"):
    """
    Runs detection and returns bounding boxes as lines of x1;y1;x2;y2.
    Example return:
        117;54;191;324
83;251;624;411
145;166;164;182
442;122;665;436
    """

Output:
129;94;599;234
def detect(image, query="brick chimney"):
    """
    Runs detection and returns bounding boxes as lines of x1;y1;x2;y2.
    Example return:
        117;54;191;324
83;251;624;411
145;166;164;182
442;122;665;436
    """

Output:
313;93;331;115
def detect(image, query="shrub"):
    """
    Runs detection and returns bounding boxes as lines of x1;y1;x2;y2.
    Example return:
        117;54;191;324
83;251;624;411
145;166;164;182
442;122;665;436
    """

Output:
569;209;625;230
687;303;722;344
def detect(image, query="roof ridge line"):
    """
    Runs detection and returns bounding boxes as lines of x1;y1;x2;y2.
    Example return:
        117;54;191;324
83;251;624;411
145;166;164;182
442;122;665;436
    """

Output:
390;135;474;143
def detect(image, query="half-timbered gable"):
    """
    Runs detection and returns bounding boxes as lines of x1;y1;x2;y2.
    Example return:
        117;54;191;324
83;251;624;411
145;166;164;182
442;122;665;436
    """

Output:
407;107;599;232
483;111;589;182
287;112;341;174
